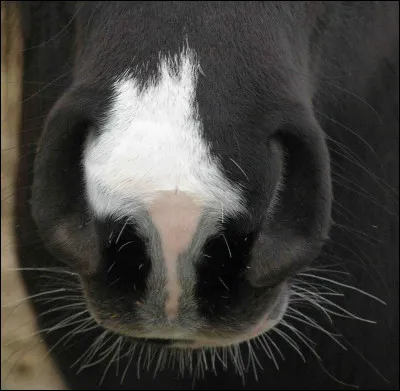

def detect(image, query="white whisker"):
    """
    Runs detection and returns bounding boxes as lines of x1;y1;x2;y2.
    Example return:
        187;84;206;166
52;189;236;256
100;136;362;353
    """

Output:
116;218;130;244
2;288;68;308
221;234;232;259
273;327;306;362
299;273;386;305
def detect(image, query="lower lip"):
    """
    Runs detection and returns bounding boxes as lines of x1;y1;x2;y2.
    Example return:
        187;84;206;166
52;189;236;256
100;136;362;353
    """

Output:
174;289;289;349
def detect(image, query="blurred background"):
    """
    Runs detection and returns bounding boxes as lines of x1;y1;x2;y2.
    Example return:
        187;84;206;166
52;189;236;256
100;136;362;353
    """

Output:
1;3;65;389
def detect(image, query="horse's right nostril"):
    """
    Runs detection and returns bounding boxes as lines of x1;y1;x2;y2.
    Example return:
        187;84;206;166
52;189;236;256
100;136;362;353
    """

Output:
95;218;151;294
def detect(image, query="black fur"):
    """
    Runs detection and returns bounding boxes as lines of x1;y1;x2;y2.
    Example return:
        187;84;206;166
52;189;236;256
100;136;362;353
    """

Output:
13;1;399;389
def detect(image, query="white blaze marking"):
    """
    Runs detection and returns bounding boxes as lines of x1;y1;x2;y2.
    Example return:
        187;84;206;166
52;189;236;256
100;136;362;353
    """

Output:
83;46;243;219
83;45;244;319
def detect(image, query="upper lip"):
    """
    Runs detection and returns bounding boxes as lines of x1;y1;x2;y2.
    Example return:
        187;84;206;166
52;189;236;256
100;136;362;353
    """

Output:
88;284;288;346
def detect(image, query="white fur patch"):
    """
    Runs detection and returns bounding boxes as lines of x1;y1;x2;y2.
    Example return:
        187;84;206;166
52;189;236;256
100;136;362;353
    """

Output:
83;47;244;220
83;46;244;318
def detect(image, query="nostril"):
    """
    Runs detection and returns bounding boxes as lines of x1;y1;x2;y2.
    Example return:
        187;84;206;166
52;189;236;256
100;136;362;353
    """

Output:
95;218;151;293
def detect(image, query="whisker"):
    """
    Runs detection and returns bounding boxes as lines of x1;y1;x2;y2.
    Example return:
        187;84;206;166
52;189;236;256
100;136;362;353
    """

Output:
246;340;262;380
2;288;69;308
121;342;137;383
230;157;249;181
116;218;130;244
76;331;113;372
284;313;346;350
5;267;78;275
118;241;134;252
299;273;386;305
272;327;306;362
290;289;334;323
259;334;279;370
219;277;230;292
99;337;123;386
280;321;321;361
221;234;232;259
264;332;285;361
